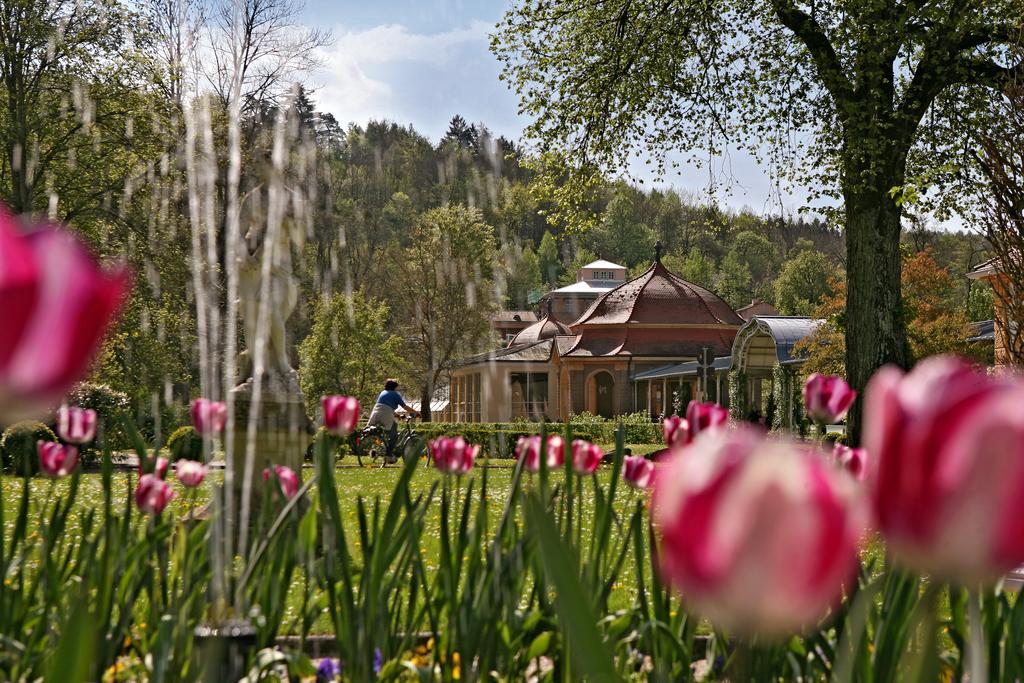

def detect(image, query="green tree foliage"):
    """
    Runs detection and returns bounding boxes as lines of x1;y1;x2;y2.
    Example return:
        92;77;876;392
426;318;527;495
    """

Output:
775;251;840;315
716;252;754;309
501;242;542;309
583;189;657;269
676;251;717;290
493;0;1023;439
728;230;780;301
398;205;498;419
298;292;407;417
537;230;563;285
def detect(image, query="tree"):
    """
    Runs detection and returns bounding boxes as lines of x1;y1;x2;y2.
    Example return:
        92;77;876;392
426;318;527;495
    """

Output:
584;189;657;268
775;251;840;315
501;242;542;309
398;205;498;420
726;230;780;302
675;250;716;290
537;230;563;285
297;292;407;417
716;252;754;310
494;0;1024;440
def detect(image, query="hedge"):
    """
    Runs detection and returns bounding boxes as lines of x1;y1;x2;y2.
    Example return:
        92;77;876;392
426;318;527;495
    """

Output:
1;421;57;475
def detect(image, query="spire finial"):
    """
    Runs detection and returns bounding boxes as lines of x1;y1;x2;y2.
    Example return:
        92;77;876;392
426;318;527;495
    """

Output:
655;240;663;263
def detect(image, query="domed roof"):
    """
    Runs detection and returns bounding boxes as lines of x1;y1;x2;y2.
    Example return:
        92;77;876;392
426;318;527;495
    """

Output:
572;259;743;328
509;313;573;346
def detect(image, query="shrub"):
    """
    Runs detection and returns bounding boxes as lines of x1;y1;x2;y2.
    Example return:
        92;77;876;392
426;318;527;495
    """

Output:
166;426;203;461
65;382;130;449
304;426;351;462
1;421;57;474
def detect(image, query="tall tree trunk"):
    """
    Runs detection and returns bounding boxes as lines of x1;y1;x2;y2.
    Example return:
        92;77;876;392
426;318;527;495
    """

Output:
843;182;910;443
419;382;433;422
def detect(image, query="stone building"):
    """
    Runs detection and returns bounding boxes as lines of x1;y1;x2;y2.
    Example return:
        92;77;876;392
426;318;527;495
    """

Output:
968;259;1021;365
440;252;744;422
540;259;627;323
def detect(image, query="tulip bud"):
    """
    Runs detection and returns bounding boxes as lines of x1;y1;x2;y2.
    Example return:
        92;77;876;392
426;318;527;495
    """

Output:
571;439;602;475
322;395;360;436
622;455;654;489
803;373;856;424
175;459;208;488
38;441;78;478
663;415;691;447
684;401;729;439
865;355;1024;584
515;435;565;473
135;474;176;515
429;436;478;475
57;406;97;445
191;398;227;437
263;464;300;498
652;426;867;637
831;444;868;481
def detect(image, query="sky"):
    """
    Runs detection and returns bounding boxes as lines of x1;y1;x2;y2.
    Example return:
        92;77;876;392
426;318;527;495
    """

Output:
301;0;820;219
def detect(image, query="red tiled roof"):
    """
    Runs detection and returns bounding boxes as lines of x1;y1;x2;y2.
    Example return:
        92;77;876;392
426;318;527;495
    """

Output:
572;260;743;327
564;325;735;357
509;314;574;346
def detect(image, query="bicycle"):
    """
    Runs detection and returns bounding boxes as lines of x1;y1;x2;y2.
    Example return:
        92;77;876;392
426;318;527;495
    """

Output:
350;414;425;468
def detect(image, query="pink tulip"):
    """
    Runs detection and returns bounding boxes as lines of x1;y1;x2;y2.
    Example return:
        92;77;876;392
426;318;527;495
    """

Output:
865;355;1024;584
663;415;691;447
38;441;78;478
139;456;169;480
57;405;97;444
684;401;729;439
430;436;478;475
515;435;565;472
622;455;654;489
0;210;130;422
263;464;300;498
191;398;227;437
571;439;602;475
831;444;869;481
175;459;208;488
652;426;867;636
803;373;856;424
322;395;360;436
135;474;176;515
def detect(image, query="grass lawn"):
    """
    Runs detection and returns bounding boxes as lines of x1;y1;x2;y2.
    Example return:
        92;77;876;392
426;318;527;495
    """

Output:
1;450;653;636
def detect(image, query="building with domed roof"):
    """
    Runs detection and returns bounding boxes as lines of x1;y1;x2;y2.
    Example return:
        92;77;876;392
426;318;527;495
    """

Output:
438;249;744;422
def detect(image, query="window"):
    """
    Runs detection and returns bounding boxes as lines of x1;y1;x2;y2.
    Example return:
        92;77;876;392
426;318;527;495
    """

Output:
510;372;548;420
505;332;518;342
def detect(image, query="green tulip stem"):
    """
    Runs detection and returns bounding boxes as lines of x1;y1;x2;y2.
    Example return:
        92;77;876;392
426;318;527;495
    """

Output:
968;588;987;683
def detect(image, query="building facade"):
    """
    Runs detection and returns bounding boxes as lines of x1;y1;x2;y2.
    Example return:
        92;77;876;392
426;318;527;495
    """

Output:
968;259;1021;365
540;259;627;323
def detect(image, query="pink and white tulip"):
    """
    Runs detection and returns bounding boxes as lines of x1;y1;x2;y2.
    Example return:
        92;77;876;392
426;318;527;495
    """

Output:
803;373;856;424
263;464;300;498
430;436;478;475
191;398;227;437
865;355;1024;584
515;435;566;473
135;474;176;515
139;456;169;480
663;415;690;447
0;210;129;422
652;426;867;636
38;441;78;478
175;459;208;488
57;405;97;444
831;444;869;481
322;395;360;436
622;455;654;489
571;439;602;475
685;401;729;439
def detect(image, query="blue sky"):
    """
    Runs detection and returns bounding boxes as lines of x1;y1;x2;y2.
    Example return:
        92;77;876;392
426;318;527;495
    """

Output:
303;0;815;217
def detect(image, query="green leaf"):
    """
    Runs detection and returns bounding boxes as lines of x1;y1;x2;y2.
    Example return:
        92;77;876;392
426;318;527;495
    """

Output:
526;631;553;660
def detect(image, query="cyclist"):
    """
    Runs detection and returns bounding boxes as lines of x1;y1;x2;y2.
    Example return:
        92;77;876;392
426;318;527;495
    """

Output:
367;379;419;461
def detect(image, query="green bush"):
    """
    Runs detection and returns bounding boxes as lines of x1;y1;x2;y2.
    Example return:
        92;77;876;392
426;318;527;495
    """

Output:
304;426;351;462
65;382;130;449
166;426;203;461
1;421;57;474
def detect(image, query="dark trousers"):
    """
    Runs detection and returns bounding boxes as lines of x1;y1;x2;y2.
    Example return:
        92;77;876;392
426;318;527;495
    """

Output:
386;422;398;457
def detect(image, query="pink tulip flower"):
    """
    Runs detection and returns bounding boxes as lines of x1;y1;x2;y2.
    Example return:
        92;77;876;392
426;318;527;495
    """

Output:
430;436;478;475
263;464;300;498
865;355;1024;585
56;405;98;445
38;441;79;478
515;435;566;472
191;398;227;437
571;439;602;475
803;373;857;424
663;415;691;447
684;401;729;439
322;395;360;436
0;210;129;422
652;426;867;637
622;455;654;489
138;456;169;480
135;474;176;515
831;444;869;481
175;459;208;488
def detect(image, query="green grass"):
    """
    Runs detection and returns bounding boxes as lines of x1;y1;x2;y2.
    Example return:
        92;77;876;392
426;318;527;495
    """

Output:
1;454;651;636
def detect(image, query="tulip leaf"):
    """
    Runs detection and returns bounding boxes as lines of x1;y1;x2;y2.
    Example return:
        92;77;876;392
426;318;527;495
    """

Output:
526;631;553;660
